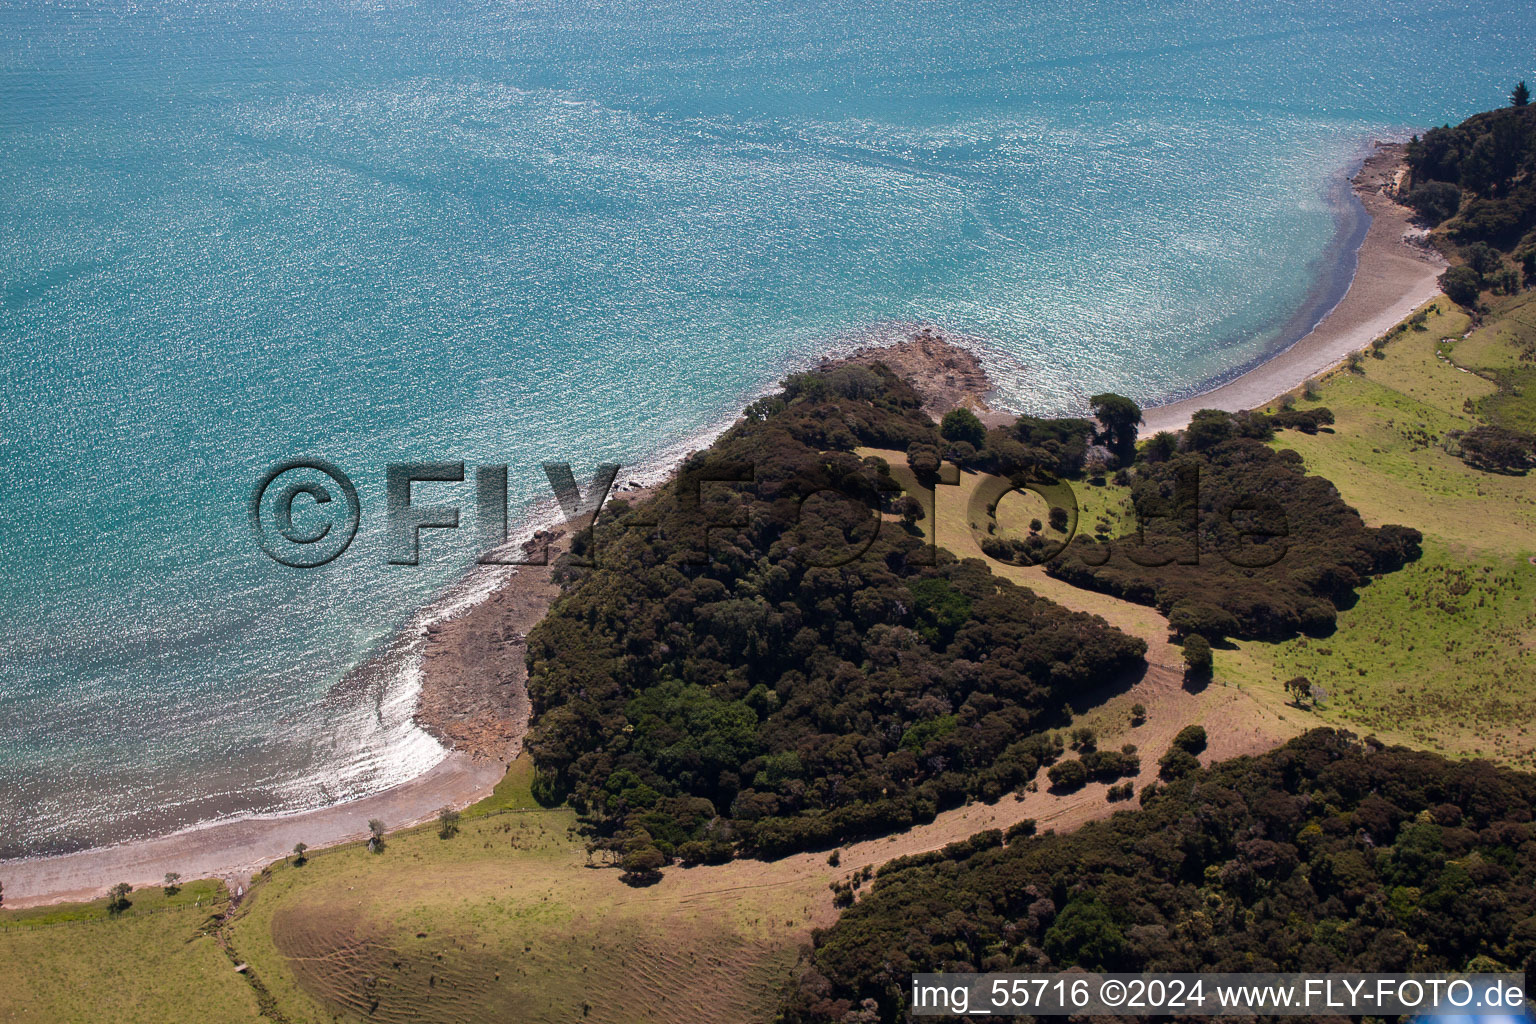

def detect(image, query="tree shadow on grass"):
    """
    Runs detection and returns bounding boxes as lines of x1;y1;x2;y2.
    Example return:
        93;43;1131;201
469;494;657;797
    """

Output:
1064;658;1146;718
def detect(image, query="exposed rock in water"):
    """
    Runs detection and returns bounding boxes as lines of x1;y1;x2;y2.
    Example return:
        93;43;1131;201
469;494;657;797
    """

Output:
820;326;997;422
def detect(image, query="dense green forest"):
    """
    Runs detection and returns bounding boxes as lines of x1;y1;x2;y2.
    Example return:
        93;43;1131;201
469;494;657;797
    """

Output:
524;364;1146;868
1046;409;1422;641
525;364;1419;868
782;729;1536;1023
1406;89;1536;472
1406;90;1535;300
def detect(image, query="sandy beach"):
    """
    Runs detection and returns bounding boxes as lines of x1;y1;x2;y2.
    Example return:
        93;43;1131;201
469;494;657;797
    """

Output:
0;491;663;909
1141;142;1445;434
0;145;1442;910
0;751;505;907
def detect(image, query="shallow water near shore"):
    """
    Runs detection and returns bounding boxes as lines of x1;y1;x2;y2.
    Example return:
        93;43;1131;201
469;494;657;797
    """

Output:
1;0;1532;857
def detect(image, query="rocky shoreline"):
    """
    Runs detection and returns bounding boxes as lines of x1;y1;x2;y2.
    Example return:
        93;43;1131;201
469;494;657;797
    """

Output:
821;326;997;421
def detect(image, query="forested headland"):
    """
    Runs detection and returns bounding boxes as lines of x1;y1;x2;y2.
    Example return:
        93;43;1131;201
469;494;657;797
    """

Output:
524;363;1148;869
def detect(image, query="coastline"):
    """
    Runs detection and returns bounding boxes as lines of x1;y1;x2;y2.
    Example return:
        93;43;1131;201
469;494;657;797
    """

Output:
0;143;1443;910
1141;141;1446;433
0;751;505;907
0;487;664;909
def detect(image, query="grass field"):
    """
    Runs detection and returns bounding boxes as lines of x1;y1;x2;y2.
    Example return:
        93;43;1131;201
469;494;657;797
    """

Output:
0;880;262;1024
1443;289;1536;434
1221;295;1536;764
219;757;821;1024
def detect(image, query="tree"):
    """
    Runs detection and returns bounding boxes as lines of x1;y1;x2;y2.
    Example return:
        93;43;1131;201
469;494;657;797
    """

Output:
620;845;666;885
1090;393;1143;466
894;494;925;528
905;442;941;477
1182;634;1213;677
1405;180;1461;224
1513;80;1531;108
1459;426;1536;473
1183;409;1235;451
1130;702;1147;725
1140;430;1178;464
1158;747;1200;780
1441;265;1482;308
162;872;181;895
0;880;5;908
437;806;462;839
1043;898;1126;970
367;819;387;853
107;882;133;914
1284;675;1313;706
1172;725;1207;754
292;842;308;866
1463;241;1503;278
940;407;986;447
1046;758;1088;792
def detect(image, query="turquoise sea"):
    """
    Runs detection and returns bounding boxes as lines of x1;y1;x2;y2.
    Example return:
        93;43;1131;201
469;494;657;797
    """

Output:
0;0;1530;857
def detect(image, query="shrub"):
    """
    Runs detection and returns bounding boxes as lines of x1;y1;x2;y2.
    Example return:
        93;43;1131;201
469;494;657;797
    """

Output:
1169;602;1239;641
1082;748;1140;782
1182;634;1213;676
1269;407;1335;434
1463;241;1503;277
